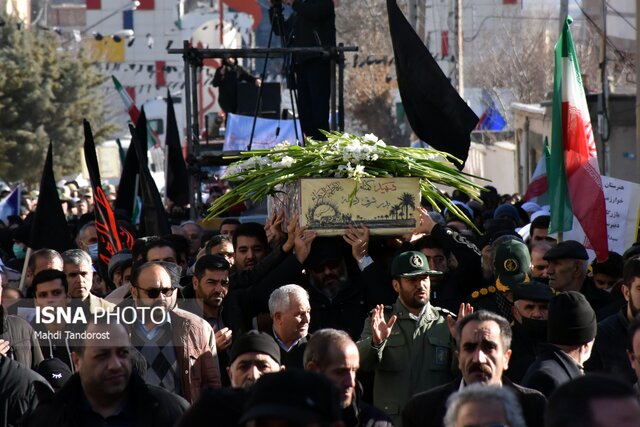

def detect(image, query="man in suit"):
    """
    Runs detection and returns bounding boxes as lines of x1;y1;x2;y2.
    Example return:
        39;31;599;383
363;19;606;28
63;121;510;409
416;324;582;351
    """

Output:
269;284;311;368
522;291;596;397
402;310;546;427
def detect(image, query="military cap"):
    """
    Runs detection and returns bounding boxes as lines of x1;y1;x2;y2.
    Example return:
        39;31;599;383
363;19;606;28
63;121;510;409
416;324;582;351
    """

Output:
391;251;442;277
494;239;531;288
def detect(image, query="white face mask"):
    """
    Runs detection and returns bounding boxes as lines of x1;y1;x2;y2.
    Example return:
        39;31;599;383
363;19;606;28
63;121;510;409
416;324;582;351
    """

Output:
88;243;99;261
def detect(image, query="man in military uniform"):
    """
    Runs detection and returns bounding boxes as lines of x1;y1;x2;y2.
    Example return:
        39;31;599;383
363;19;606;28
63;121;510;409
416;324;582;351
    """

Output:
357;251;466;426
472;238;532;322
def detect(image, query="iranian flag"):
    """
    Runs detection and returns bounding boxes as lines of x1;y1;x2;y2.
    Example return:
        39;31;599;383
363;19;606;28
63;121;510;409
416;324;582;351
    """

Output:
523;137;550;205
112;76;160;148
548;17;608;261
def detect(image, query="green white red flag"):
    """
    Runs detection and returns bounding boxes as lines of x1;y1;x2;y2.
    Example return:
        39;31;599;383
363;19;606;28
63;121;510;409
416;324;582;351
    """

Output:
523;137;550;206
112;75;160;149
548;17;608;261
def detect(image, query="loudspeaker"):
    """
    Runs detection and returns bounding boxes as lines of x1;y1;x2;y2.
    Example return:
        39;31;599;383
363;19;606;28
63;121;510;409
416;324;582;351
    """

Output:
236;82;281;119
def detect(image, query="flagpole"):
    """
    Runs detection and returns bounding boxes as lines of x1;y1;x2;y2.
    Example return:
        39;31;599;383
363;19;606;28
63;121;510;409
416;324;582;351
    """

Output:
455;0;464;97
18;247;32;293
133;174;140;224
163;143;169;206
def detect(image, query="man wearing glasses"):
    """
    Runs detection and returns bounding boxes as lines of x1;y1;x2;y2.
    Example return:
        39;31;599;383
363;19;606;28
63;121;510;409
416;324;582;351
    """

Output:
129;261;221;403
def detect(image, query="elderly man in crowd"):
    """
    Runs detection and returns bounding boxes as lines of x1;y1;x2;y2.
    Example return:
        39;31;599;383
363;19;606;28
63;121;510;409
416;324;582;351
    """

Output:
304;328;391;427
402;310;545;427
522;291;597;397
268;284;311;368
443;384;526;427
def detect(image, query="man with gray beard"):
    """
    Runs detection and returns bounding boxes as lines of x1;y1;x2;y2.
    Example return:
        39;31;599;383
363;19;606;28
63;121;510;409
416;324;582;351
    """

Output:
302;229;393;340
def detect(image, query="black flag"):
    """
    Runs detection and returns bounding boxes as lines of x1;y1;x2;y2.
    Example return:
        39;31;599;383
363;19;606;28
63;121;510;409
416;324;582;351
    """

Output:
83;120;135;280
387;0;478;168
129;109;171;237
165;90;189;206
114;138;140;223
29;142;73;253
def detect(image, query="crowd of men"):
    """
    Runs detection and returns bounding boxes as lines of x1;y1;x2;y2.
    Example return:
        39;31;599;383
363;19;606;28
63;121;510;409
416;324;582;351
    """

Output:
2;182;640;427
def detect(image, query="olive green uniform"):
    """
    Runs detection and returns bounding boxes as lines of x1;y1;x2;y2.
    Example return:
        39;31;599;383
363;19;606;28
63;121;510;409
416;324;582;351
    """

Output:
357;301;454;427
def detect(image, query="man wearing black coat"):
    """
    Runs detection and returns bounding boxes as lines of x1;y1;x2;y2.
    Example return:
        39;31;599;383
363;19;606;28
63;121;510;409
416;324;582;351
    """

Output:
0;356;53;427
586;257;640;383
506;281;553;383
269;0;336;140
402;310;546;427
26;320;188;427
212;56;261;119
303;231;393;341
522;291;596;397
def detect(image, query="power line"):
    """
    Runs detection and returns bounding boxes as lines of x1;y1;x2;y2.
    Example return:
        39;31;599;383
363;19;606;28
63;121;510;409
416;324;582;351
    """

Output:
605;0;635;31
572;0;630;62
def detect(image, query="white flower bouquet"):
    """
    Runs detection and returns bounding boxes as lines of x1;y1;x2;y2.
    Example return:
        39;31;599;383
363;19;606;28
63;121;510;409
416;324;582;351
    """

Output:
206;131;484;223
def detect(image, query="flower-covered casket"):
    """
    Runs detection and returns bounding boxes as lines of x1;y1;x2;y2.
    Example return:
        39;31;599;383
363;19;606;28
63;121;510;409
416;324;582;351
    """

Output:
206;131;482;234
268;177;420;236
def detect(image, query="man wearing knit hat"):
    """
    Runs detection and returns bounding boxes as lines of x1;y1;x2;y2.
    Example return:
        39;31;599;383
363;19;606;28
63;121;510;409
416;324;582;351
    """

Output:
175;331;284;427
227;331;283;389
521;291;597;397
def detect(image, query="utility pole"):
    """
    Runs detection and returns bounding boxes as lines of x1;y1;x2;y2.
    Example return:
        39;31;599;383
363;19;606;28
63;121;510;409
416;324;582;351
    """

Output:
559;0;569;33
407;0;418;30
455;0;464;97
636;0;640;184
598;0;610;176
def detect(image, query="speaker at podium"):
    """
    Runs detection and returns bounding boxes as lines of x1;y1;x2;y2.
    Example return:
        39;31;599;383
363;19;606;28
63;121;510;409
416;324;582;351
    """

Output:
236;82;281;119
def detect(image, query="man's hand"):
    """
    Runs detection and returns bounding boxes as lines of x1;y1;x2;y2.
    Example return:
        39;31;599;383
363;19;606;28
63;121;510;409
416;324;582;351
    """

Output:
371;304;396;346
414;207;437;236
343;224;370;262
447;303;474;342
0;339;11;356
282;211;299;253
255;79;262;88
215;328;233;351
265;209;286;247
293;224;317;264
